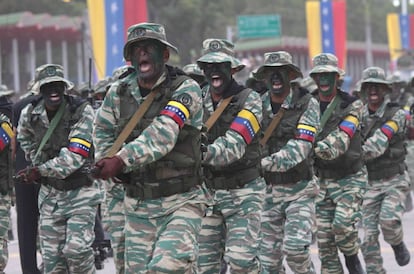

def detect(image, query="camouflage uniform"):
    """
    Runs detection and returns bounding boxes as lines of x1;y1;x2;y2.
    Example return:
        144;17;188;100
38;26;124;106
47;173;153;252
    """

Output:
255;52;319;274
0;111;13;273
310;53;367;274
17;64;102;273
196;39;265;274
360;67;411;273
93;23;210;273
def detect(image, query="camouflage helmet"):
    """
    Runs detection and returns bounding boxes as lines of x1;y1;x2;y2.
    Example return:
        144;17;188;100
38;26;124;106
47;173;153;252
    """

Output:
361;66;391;87
93;77;112;95
197;38;245;72
309;53;345;76
123;22;178;61
112;65;136;80
36;64;74;90
0;84;14;97
183;64;204;77
254;51;302;80
386;73;406;85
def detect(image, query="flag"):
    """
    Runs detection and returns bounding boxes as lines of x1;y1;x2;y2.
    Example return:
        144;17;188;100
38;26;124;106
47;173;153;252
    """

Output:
87;0;148;80
306;0;347;69
386;13;414;61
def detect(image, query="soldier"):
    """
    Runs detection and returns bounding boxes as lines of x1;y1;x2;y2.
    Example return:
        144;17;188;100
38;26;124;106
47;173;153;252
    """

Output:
310;53;367;274
359;67;411;273
0;86;14;273
245;70;267;95
92;22;210;273
255;51;319;274
196;38;265;273
17;64;101;273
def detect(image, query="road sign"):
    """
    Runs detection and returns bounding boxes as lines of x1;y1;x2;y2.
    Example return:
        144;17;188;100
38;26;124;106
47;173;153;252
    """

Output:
237;14;281;39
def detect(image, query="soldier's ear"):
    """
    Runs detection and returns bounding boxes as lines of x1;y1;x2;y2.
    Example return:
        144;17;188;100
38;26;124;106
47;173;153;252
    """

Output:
163;48;170;63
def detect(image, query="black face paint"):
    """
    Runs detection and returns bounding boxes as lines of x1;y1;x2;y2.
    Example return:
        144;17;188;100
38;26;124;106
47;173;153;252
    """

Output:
264;69;289;95
203;62;232;94
131;40;166;84
40;82;65;111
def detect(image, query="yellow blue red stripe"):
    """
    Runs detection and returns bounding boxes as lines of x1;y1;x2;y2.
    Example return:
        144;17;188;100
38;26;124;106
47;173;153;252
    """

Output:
230;109;260;144
68;137;91;157
339;115;359;138
296;124;316;142
306;0;347;69
160;101;189;128
0;122;13;151
87;0;148;80
381;120;399;140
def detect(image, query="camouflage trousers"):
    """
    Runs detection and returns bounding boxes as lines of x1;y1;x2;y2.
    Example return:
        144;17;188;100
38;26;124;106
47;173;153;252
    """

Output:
259;185;316;274
361;171;410;274
0;194;11;273
102;190;125;274
316;168;367;274
197;178;265;274
124;199;206;273
39;201;97;274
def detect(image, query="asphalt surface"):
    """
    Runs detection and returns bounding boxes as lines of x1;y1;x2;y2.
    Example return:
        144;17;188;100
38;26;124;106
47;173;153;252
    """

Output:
4;198;414;273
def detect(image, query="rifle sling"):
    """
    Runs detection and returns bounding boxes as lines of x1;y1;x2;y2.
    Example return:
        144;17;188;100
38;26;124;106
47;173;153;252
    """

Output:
260;107;286;146
105;89;158;158
33;100;66;163
204;95;234;132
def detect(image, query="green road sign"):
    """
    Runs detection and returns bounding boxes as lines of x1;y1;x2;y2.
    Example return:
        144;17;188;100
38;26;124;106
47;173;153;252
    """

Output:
237;14;281;39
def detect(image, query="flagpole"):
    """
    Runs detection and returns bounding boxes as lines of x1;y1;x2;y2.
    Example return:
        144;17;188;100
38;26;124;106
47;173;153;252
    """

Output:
363;0;373;66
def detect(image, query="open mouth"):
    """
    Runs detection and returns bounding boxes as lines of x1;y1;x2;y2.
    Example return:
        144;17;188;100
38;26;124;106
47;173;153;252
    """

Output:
139;61;152;73
272;80;282;90
49;93;61;102
211;74;223;88
320;85;330;92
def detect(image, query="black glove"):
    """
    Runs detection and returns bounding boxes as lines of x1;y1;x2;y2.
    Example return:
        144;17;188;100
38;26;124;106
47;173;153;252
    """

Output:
16;166;41;183
93;156;125;180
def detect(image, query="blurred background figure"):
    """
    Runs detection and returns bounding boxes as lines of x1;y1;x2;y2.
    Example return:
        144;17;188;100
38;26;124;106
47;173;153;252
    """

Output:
182;63;207;88
245;70;267;95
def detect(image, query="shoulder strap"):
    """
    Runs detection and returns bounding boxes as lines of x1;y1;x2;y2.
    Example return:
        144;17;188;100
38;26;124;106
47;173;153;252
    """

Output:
204;95;234;132
33;100;66;163
105;89;158;158
259;107;286;146
319;95;341;131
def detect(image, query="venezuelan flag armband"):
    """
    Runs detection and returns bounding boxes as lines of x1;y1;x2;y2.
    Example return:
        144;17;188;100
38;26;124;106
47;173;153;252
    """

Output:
0;122;14;152
229;109;260;144
68;137;91;157
295;124;316;142
160;100;190;129
339;115;359;138
381;120;399;140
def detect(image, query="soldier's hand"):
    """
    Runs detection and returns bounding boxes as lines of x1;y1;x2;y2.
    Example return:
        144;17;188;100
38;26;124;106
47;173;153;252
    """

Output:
16;166;41;183
315;141;331;160
93;156;125;180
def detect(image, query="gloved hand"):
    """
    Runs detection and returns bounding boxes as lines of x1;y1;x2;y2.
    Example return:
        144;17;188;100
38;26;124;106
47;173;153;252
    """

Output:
93;156;125;180
16;166;41;183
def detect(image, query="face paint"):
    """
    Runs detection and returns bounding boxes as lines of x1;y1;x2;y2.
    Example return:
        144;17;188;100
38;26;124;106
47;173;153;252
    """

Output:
203;62;232;94
313;73;337;96
363;83;386;107
40;82;65;111
131;40;166;84
264;69;289;95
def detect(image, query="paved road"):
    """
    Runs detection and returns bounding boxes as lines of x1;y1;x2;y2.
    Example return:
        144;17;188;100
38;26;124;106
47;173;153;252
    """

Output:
5;203;414;273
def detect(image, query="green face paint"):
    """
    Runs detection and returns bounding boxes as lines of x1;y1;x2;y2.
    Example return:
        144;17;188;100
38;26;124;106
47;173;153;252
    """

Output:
130;40;166;83
314;73;337;96
264;69;289;95
203;62;232;94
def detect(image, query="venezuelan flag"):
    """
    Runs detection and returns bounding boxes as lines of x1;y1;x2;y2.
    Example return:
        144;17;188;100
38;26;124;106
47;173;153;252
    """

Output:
387;13;414;61
87;0;148;80
305;0;347;69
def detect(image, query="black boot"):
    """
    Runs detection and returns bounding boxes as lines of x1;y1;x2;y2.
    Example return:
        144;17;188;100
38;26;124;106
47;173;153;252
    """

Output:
344;254;365;274
392;241;410;266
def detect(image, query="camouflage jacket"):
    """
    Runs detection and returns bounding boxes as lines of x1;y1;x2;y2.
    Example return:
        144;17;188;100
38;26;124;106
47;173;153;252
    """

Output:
0;113;13;195
17;96;101;206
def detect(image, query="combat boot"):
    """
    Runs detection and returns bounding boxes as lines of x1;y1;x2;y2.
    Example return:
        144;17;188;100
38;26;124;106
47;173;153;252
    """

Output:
392;241;410;266
344;254;365;274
